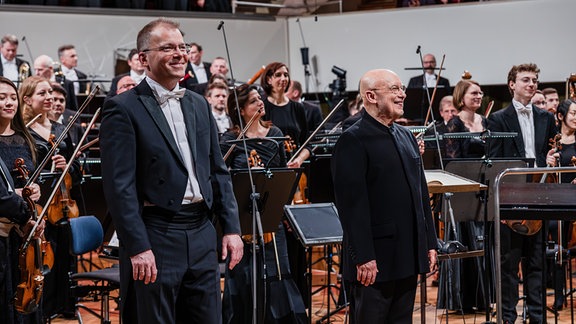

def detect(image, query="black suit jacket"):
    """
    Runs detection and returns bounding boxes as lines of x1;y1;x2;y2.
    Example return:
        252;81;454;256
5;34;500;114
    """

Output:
487;103;557;167
0;57;31;80
332;112;437;282
181;62;212;90
100;80;240;257
407;73;450;90
75;69;88;94
106;72;129;100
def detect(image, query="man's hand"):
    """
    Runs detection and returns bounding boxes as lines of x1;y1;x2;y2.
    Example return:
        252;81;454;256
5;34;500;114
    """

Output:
222;234;244;270
428;249;438;273
356;260;378;286
21;219;45;239
130;249;157;284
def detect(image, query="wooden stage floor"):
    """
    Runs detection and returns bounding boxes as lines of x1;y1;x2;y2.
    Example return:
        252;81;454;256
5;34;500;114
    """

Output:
51;254;576;324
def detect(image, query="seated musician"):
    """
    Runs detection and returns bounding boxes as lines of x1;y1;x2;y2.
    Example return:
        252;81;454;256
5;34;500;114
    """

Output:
219;84;306;323
0;76;43;323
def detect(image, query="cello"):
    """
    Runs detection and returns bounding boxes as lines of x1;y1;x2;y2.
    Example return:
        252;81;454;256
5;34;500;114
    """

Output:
13;158;54;314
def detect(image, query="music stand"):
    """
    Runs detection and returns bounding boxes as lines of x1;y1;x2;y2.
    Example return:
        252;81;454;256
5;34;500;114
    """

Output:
284;203;343;324
231;168;301;235
443;159;531;324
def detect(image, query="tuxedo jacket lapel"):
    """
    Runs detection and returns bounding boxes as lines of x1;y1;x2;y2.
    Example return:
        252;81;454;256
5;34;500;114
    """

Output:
503;105;524;156
533;108;549;154
180;92;198;163
136;83;185;166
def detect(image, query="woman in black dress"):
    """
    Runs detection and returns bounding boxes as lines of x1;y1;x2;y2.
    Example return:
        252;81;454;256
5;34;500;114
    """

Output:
260;62;310;168
545;99;576;310
0;76;43;324
445;79;487;159
221;84;306;324
20;76;81;320
439;79;488;313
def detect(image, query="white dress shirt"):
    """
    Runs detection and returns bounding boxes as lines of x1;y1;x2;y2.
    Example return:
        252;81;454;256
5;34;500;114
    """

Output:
146;77;204;204
62;65;80;95
512;99;536;160
191;62;208;84
1;55;18;82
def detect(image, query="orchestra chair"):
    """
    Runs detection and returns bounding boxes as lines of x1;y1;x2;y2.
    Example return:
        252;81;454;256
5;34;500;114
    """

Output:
67;215;120;324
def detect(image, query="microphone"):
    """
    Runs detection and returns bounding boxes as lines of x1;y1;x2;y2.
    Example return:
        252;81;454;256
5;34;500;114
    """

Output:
217;21;224;30
22;36;26;41
416;45;421;54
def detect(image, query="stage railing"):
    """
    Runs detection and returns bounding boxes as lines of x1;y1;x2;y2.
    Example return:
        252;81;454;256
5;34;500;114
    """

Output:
493;166;576;324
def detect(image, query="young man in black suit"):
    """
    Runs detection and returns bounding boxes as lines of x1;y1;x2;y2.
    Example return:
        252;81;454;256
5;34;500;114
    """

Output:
100;18;243;324
180;42;212;92
332;68;438;323
488;63;557;324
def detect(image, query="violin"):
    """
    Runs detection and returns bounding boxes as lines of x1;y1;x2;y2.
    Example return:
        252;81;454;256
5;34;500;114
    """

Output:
248;149;264;168
283;136;309;204
283;136;297;160
45;134;79;225
13;159;54;314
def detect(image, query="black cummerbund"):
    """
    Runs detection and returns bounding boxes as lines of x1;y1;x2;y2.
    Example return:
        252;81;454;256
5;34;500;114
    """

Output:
142;201;209;229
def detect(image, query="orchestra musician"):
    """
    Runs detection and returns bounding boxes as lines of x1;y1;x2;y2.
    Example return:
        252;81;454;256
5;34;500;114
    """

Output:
487;63;557;324
545;99;576;311
445;80;488;159
99;18;243;323
332;69;437;322
20;76;81;319
219;83;306;323
260;62;310;168
0;76;43;324
260;62;312;304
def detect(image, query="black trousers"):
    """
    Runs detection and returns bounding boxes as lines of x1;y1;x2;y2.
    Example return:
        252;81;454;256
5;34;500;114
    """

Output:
120;203;221;324
351;275;418;324
500;224;543;323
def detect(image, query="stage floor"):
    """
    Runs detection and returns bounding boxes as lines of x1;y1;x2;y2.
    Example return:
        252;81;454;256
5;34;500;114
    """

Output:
51;253;576;323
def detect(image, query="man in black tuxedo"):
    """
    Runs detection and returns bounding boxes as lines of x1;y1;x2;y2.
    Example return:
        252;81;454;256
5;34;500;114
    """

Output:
100;18;243;324
488;63;556;324
33;54;78;111
180;42;212;92
407;53;450;122
332;68;438;323
0;34;32;84
107;48;146;100
57;44;87;95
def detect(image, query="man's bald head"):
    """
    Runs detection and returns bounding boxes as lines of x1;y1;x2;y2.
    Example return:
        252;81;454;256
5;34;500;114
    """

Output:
34;55;55;79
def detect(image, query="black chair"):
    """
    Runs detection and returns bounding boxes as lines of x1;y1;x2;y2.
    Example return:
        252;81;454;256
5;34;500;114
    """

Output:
68;215;120;324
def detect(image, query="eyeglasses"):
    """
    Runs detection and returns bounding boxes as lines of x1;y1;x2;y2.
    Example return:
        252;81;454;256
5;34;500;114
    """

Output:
371;84;406;95
516;77;539;84
467;91;484;97
142;44;191;54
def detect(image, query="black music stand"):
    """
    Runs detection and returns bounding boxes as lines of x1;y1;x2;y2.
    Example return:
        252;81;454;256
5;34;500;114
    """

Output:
284;203;344;324
230;168;302;323
231;168;302;235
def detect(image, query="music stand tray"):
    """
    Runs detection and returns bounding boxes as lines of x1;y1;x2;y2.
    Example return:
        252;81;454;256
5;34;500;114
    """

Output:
231;168;301;235
425;169;487;194
284;203;342;247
